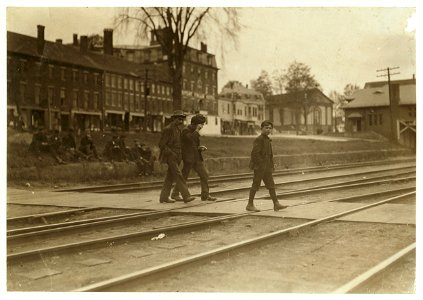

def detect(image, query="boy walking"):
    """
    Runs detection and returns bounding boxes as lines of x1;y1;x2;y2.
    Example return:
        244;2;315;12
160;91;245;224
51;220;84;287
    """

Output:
171;114;216;201
247;120;287;212
158;110;195;203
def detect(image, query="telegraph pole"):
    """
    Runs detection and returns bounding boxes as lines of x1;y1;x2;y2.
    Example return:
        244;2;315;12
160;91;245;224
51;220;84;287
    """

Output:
376;66;400;141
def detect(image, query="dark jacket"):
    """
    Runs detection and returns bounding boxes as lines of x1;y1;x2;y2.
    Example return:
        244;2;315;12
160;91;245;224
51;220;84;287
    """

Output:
159;121;182;163
181;124;203;163
249;133;274;171
62;133;77;149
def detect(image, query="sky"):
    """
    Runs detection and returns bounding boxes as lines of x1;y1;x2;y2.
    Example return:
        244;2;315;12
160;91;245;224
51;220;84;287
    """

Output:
4;3;417;96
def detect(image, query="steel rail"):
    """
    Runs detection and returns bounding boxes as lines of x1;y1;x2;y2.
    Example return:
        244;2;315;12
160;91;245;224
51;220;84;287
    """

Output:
7;173;415;239
209;168;415;197
72;191;415;292
7;186;415;261
7;207;98;223
93;166;416;194
57;158;415;193
333;242;416;294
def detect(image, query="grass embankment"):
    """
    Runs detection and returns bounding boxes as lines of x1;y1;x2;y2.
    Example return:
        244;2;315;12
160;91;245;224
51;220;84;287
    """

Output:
7;128;410;187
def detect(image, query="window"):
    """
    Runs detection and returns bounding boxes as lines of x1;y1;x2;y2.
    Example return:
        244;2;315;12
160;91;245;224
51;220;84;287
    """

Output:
124;78;128;90
34;85;41;105
60;89;66;106
48;65;54;79
111;75;116;88
408;107;416;117
112;91;117;106
215;117;218;125
73;90;79;107
48;87;54;106
19;59;27;74
93;93;99;110
94;73;99;86
83;91;89;109
106;91;111;106
83;72;88;84
72;70;79;82
61;68;66;81
379;114;383;125
106;74;111;87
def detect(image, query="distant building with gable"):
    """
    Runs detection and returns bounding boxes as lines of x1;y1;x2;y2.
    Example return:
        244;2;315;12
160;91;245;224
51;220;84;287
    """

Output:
218;83;265;135
265;88;334;134
342;76;416;149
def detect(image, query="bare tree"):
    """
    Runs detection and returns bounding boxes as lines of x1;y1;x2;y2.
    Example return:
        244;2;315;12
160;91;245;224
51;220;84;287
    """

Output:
343;83;360;97
115;7;241;110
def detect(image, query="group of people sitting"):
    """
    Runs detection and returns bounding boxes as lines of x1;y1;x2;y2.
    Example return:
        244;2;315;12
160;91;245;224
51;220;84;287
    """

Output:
29;127;100;164
102;131;155;176
29;128;155;176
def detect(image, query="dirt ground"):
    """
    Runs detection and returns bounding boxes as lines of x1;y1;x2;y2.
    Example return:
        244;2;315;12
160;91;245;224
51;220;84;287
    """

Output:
8;215;415;292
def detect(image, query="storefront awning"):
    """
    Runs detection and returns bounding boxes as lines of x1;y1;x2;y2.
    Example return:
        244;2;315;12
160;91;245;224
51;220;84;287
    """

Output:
347;112;363;118
73;110;102;116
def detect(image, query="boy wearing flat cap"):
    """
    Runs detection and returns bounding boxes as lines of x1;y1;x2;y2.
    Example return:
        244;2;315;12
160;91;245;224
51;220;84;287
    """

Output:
247;120;287;212
158;110;195;203
171;114;216;201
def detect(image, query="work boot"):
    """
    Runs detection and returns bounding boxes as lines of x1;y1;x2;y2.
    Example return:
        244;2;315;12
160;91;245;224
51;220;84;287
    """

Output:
160;197;176;204
171;195;184;201
246;188;260;212
183;196;196;203
269;189;287;211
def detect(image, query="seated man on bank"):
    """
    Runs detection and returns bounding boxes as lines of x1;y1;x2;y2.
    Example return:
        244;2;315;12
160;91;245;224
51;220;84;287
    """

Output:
79;129;101;160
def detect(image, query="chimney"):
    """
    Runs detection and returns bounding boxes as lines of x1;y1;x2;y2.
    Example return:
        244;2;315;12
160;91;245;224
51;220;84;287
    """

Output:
80;35;88;54
103;28;113;55
73;34;78;46
37;25;45;55
55;39;63;44
200;42;207;53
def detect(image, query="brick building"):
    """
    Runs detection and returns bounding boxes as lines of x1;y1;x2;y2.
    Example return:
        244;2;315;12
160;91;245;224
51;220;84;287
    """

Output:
112;29;220;134
7;25;173;133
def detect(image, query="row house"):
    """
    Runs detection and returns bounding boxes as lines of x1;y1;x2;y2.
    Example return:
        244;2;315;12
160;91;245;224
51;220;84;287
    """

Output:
7;25;173;133
266;89;334;134
218;83;265;135
343;77;416;149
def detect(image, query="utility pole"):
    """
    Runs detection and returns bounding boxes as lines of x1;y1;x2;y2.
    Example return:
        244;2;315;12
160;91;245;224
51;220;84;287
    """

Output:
376;66;400;141
143;68;149;132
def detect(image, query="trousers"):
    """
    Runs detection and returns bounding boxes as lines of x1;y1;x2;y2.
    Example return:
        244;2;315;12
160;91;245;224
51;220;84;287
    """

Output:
172;161;209;199
159;155;191;201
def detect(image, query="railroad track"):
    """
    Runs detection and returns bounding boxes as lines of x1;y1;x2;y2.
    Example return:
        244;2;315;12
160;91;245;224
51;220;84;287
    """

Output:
7;183;415;291
56;157;415;193
7;165;415;238
71;191;415;292
7;160;416;292
8;163;415;233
